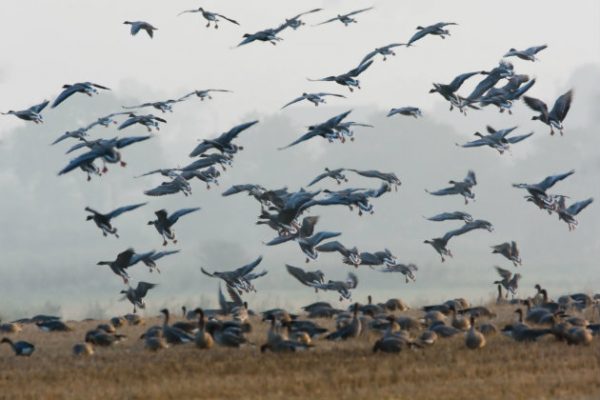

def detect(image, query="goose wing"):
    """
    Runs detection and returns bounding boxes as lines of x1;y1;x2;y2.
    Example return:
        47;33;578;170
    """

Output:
348;60;373;77
549;90;573;122
107;202;147;219
566;198;593;216
168;207;201;224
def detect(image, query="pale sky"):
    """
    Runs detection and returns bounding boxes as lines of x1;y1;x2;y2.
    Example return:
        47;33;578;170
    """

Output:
1;1;599;319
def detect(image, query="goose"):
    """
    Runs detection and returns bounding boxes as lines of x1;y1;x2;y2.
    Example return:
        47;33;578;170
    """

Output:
277;8;322;31
504;45;547;61
419;330;438;346
426;170;477;204
372;335;420;353
51;82;110;109
348;169;401;191
307;168;348;186
0;322;22;334
565;326;593;345
466;60;514;101
1;338;35;356
282;92;346;109
333;120;373;142
238;28;284;47
192;309;214;349
317;242;360;267
425;211;473;223
201;256;266;294
97;323;116;334
148;207;200;246
387;107;422;118
181;306;198;321
491;241;522;266
379;263;418;283
308;60;373;92
477;75;536;114
97;248;137;283
316;7;373;27
120;282;157;313
129;250;180;273
458;306;496;319
557;197;594;231
178;7;239;28
52;113;128;145
145;333;168;351
384;298;410;312
284;264;325;293
359;295;385;317
179;89;232;102
73;343;95;356
406;22;458;46
85;329;126;346
465;316;486;349
85;203;146;238
2;100;49;123
123;21;157;38
513;170;575;201
58;135;151;179
301;183;391;216
36;319;72;332
189;120;258;157
288;319;328;338
429;71;483;112
206;320;249;347
429;321;461;338
424;223;480;262
523;90;573;135
180;153;233;172
122;99;184;113
279;110;352;150
260;316;310;353
144;173;193;197
458;126;534;154
159;309;194;345
360;43;405;65
124;313;143;325
502;310;551;342
325;304;362;340
493;267;521;298
118;113;166;132
450;305;471;330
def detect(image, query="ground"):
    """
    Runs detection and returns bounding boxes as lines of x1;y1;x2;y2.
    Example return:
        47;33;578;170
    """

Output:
1;304;599;400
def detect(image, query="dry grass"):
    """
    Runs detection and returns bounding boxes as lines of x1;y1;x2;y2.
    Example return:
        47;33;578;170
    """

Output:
1;305;600;400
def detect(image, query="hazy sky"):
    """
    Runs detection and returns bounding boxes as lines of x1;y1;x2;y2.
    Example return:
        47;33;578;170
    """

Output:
1;1;599;320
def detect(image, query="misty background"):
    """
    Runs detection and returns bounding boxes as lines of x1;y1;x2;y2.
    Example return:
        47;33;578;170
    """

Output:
0;1;599;320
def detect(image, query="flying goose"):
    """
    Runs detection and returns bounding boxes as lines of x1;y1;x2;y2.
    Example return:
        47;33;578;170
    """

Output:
512;170;574;199
523;90;573;135
1;338;35;356
308;60;373;92
121;282;157;313
51;82;110;109
238;28;284;47
387;107;422;118
301;183;391;216
315;240;361;267
504;45;547;61
285;264;325;293
97;248;137;284
424;223;482;262
52;112;130;145
406;22;458;46
426;170;477;204
179;89;232;101
379;263;418;283
492;241;522;266
2;100;49;123
333;120;373;142
189;120;258;157
123;21;157;38
466;61;514;101
118;113;166;132
148;207;200;246
178;7;239;28
132;249;180;273
282;92;346;109
181;153;233;172
458;125;534;154
308;168;348;186
278;8;322;30
360;43;405;65
85;203;146;238
122;99;184;113
278;110;353;149
477;75;536;114
144;173;193;197
425;211;473;223
557;197;594;231
493;267;521;298
201;256;265;294
316;7;373;26
429;71;483;112
348;169;401;190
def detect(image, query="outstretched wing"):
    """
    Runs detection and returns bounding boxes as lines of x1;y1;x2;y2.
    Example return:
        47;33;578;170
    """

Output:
538;170;575;191
448;71;482;91
346;7;374;17
285;264;318;287
348;60;373;77
51;86;79;108
168;207;201;224
151;249;181;261
315;240;350;256
135;282;158;298
506;131;534;144
427;211;472;222
523;96;549;117
566;198;593;216
494;266;512;280
222;120;259;143
144;181;183;196
264;234;296;246
281;95;307;109
216;13;239;25
278;130;320;150
58;150;101;175
316;16;341;26
107;202;147;219
549;90;573;122
235;256;264;278
345;272;358;289
359;49;379;66
31;100;50;113
201;267;216;278
116;135;151;149
308;171;330;186
226;284;244;306
222;184;263;196
464;170;477;186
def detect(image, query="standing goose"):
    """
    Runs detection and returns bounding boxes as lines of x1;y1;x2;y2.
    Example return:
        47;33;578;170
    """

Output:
557;197;594;231
465;316;486;349
308;60;373;92
120;282;157;313
387;107;422;118
85;203;146;238
492;241;522;266
406;22;458;46
504;45;547;61
523;90;573;135
2;100;49;124
325;304;362;340
178;7;239;28
159;309;194;344
316;7;374;27
360;43;405;65
282;92;346;109
1;338;35;356
426;170;477;204
123;21;157;38
148;207;201;246
51;82;110;109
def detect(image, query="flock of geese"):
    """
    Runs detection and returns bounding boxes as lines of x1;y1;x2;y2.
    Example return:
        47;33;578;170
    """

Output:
1;5;598;358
